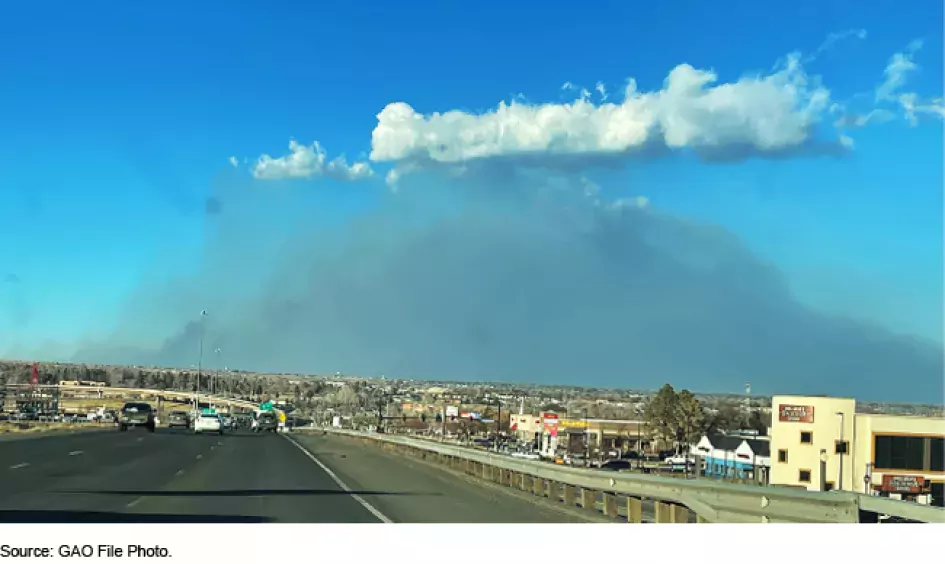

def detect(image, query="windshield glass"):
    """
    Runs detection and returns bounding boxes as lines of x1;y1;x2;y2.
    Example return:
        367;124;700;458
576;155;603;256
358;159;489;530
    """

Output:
2;1;942;527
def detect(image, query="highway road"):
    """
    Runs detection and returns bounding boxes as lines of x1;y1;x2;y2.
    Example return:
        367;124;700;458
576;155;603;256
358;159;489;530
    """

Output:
0;428;602;523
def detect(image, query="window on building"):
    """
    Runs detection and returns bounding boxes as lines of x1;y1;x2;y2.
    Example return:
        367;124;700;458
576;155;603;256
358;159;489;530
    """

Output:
825;481;835;491
778;449;788;463
798;469;812;483
835;440;849;455
931;438;944;472
874;435;926;471
800;431;813;444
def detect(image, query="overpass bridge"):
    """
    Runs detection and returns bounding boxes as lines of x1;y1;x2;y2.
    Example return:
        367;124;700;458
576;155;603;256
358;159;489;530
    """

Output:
5;383;263;413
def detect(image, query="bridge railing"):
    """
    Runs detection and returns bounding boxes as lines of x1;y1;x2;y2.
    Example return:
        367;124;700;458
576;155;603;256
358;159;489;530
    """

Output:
311;428;945;524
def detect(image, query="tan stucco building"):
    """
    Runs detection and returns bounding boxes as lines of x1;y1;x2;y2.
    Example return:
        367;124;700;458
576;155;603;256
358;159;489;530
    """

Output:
769;395;944;506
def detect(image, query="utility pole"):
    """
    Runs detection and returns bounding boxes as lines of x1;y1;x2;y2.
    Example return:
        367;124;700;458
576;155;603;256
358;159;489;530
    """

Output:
583;408;590;467
495;399;502;452
212;348;222;409
196;309;208;411
440;405;446;441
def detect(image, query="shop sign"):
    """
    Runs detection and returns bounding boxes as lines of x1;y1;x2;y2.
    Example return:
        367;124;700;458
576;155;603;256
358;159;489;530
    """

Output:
778;404;814;423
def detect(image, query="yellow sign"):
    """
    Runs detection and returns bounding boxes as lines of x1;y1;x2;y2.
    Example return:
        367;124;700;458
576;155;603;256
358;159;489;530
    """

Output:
559;419;588;428
278;412;286;423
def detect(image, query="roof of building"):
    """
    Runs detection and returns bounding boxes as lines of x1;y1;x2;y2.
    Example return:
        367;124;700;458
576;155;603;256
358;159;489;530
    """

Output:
705;434;743;452
742;438;771;457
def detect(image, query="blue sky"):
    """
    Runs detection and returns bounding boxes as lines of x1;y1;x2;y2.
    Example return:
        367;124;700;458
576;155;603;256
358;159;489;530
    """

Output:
0;0;942;398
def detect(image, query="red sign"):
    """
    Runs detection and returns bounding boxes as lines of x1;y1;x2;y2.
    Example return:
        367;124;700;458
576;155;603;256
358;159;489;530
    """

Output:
541;412;559;435
880;475;927;494
30;363;39;386
778;404;814;423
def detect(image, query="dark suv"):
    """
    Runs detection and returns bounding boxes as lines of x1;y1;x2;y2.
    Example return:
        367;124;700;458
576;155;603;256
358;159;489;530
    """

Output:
254;411;278;433
118;402;155;432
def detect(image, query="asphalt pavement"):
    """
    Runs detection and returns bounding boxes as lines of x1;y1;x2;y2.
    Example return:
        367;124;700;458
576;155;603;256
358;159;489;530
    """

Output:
290;432;607;523
0;427;379;523
0;427;600;523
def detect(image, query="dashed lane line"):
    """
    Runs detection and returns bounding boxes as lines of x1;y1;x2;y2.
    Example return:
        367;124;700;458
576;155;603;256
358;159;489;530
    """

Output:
9;462;29;470
282;434;393;524
68;450;83;456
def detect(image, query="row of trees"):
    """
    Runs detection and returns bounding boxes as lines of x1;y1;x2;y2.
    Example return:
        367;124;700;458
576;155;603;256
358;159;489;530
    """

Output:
642;384;769;451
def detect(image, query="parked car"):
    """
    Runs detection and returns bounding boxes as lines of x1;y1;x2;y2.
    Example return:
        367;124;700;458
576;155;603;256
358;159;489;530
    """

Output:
599;459;633;472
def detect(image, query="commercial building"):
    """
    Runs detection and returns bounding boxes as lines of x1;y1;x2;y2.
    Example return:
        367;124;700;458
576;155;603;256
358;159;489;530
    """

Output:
769;395;944;506
508;413;652;457
694;434;770;483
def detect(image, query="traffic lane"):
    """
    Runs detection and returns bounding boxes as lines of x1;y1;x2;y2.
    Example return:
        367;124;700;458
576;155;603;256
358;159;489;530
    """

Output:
0;427;171;496
290;433;605;523
0;427;112;443
0;428;220;517
127;432;382;523
0;427;139;463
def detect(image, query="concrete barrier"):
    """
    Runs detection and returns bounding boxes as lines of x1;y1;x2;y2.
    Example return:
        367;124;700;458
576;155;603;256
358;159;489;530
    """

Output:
313;428;945;524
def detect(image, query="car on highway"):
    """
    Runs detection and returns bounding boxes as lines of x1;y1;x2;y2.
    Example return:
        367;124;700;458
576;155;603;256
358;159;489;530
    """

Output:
118;402;156;432
253;411;278;433
167;410;190;429
193;412;224;435
220;414;235;430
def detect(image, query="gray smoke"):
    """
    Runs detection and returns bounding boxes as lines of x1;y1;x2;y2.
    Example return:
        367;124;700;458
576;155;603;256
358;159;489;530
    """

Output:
73;168;943;403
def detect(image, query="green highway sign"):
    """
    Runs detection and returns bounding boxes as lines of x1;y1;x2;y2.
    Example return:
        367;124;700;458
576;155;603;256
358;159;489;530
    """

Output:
260;402;273;411
202;408;216;415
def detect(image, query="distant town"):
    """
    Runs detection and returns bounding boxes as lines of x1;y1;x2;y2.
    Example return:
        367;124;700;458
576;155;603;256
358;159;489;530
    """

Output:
1;358;941;424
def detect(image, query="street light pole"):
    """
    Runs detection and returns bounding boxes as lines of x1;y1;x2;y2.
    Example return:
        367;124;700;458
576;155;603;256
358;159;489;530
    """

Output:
836;411;845;491
213;348;222;408
196;309;208;411
583;408;590;467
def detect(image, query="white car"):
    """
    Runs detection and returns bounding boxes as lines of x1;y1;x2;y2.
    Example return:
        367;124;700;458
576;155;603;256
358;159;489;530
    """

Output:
193;413;224;435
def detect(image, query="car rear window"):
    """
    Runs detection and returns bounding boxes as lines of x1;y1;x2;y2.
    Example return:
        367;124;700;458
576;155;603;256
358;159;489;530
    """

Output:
122;403;151;412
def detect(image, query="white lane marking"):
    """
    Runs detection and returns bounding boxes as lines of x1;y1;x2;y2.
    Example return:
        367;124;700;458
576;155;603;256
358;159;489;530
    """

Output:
196;454;203;459
9;463;29;470
282;435;393;524
68;450;83;456
126;497;144;508
175;469;185;476
136;438;144;442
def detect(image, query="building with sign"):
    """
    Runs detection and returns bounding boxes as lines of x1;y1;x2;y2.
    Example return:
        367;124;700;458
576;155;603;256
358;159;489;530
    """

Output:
769;394;944;506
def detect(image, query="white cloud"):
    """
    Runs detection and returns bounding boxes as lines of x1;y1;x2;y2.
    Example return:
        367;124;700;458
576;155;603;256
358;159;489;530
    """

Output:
876;40;922;102
869;39;944;125
806;28;867;62
228;156;239;168
252;140;374;182
369;52;833;171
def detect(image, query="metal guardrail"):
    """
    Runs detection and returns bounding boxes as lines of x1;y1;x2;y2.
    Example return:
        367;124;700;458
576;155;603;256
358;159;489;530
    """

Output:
317;428;945;524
